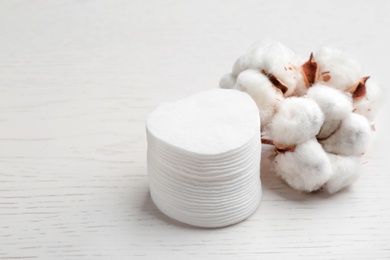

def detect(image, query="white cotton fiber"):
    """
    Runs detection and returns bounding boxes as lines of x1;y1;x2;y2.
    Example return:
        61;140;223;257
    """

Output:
147;89;259;156
292;77;310;97
232;54;251;78
325;154;362;194
231;41;305;97
235;69;284;130
353;79;385;123
315;47;362;92
219;41;383;195
146;89;262;228
219;73;236;89
320;113;371;156
269;97;324;148
274;139;332;192
252;42;305;97
307;84;353;139
231;41;272;77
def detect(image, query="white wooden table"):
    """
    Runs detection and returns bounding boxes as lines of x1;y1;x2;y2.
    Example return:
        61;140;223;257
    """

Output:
1;1;390;259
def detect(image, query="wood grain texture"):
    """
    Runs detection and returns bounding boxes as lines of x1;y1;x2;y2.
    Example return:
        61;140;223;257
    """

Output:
1;0;390;259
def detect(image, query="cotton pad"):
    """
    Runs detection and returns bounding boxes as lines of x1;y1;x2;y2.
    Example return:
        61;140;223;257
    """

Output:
146;89;262;228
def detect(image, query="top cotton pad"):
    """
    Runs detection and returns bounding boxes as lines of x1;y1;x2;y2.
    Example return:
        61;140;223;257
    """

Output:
146;89;260;156
146;89;262;227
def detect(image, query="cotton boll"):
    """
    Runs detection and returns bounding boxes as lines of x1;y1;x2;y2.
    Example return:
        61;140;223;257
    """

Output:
274;139;332;192
219;73;237;89
353;80;385;123
232;54;252;78
231;41;272;77
307;84;353;139
232;41;305;97
235;69;284;130
268;97;324;148
325;154;362;194
320;113;371;156
315;47;362;92
292;77;310;97
252;42;305;97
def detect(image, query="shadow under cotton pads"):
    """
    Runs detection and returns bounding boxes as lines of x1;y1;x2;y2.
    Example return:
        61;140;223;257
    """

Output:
146;89;262;228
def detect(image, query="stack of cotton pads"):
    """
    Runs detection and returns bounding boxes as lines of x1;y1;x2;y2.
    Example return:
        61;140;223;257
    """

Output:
146;89;262;228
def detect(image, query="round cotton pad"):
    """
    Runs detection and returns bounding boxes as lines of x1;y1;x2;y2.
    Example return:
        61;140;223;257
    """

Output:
146;89;262;227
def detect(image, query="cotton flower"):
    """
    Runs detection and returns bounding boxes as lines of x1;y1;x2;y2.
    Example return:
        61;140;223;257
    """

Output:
325;154;362;194
307;84;353;139
274;139;332;192
235;69;284;130
320;113;371;156
220;41;383;194
353;79;384;124
314;47;362;92
268;97;324;148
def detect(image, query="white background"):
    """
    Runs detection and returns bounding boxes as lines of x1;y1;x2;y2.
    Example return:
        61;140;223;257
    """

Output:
1;0;389;259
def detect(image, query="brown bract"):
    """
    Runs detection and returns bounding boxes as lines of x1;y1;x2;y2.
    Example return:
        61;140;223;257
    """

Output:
260;138;274;146
274;143;296;153
276;146;296;153
321;71;331;82
301;53;318;87
347;76;370;100
261;138;296;153
261;69;289;95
